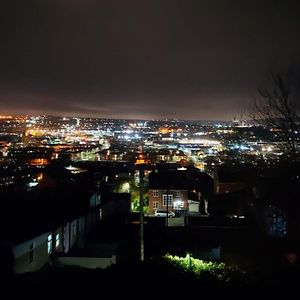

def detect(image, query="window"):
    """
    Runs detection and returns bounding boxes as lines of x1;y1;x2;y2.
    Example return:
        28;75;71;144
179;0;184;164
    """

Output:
163;194;173;206
55;234;60;248
153;201;158;209
153;190;159;197
47;234;52;254
174;200;184;209
29;243;34;263
175;191;181;197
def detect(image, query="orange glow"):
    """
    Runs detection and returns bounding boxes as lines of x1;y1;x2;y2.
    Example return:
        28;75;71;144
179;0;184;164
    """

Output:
135;159;146;164
270;128;283;132
28;158;49;166
195;162;205;170
159;127;173;134
37;173;44;181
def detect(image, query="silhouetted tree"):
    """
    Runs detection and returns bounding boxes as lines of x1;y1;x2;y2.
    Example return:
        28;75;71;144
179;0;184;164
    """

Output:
251;71;299;157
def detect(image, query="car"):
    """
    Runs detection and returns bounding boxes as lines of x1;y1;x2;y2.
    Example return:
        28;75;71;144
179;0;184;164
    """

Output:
154;209;175;218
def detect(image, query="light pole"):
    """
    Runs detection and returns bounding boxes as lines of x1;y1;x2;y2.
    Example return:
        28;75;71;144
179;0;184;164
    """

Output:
166;185;169;227
139;166;144;262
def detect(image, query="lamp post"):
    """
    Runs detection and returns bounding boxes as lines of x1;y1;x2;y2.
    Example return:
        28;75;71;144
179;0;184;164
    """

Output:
139;166;144;262
166;186;169;227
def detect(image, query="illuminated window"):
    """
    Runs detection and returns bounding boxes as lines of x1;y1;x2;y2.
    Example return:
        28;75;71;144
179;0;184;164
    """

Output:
29;243;34;263
47;235;52;254
175;191;180;197
153;190;159;197
55;234;60;248
153;201;158;209
163;194;173;206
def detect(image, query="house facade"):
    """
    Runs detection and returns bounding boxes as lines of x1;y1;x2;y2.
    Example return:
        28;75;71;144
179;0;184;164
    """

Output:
147;169;207;215
1;190;130;274
10;201;101;274
148;188;189;215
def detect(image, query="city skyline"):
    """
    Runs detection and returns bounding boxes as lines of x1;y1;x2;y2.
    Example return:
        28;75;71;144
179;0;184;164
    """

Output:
1;1;300;120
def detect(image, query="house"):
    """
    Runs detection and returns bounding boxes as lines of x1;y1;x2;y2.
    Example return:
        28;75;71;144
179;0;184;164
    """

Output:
156;149;172;162
7;147;53;166
155;149;187;163
171;150;187;162
148;170;189;215
0;186;134;275
208;188;252;218
0;182;101;272
215;162;257;194
98;149;125;161
148;169;213;215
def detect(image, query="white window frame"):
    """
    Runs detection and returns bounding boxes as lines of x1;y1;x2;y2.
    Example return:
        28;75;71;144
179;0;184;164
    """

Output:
153;190;159;197
55;233;60;248
47;234;52;254
163;194;173;206
153;201;159;209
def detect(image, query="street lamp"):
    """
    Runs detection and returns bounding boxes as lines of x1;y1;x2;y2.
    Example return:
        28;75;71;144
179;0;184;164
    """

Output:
137;165;144;262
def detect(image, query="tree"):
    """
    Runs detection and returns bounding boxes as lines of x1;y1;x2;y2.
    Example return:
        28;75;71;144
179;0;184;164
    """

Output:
114;177;148;212
251;71;299;157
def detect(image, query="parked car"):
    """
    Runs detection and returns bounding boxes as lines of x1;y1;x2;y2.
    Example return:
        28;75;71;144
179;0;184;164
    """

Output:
155;209;175;218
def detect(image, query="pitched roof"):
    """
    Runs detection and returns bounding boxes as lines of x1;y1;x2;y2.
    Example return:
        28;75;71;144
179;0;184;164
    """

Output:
149;171;190;190
0;184;91;244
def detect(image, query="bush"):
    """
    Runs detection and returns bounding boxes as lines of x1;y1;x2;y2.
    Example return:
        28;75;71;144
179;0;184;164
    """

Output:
163;254;246;284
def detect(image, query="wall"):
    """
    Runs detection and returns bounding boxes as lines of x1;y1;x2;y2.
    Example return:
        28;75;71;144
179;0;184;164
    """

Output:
148;189;188;215
63;223;70;253
13;232;50;274
70;219;78;249
54;256;116;269
188;201;200;212
77;216;86;248
53;226;63;253
11;206;106;273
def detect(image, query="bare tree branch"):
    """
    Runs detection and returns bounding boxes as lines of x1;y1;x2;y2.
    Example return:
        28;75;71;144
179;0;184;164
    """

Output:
251;71;299;158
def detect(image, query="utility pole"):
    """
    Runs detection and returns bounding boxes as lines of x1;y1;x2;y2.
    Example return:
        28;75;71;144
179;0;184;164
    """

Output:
166;186;169;227
139;167;144;262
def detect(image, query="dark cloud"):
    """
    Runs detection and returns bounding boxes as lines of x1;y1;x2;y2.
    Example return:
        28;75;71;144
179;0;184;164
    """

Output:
0;0;300;120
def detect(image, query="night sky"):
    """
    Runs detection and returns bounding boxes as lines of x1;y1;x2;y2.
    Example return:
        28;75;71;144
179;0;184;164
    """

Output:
0;0;300;120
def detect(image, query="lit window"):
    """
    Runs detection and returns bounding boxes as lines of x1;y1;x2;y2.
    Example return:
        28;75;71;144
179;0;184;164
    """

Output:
47;235;52;254
55;234;60;248
163;194;173;206
153;201;158;209
175;191;180;197
153;190;159;197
